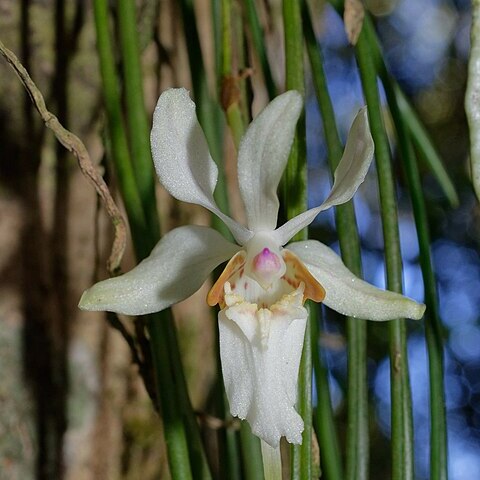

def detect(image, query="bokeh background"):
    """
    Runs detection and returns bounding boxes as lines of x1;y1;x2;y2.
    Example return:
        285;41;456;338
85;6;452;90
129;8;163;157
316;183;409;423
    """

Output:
0;0;477;478
307;1;477;478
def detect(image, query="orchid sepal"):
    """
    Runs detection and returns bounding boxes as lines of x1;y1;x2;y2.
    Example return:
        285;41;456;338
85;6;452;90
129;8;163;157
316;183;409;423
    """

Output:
237;90;303;231
150;88;252;245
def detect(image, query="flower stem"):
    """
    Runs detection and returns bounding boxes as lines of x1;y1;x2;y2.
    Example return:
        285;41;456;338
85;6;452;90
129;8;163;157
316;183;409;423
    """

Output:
261;441;282;480
355;27;414;480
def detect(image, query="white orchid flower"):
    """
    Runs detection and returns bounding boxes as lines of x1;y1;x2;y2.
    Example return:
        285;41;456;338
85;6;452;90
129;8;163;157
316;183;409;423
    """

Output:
79;88;425;448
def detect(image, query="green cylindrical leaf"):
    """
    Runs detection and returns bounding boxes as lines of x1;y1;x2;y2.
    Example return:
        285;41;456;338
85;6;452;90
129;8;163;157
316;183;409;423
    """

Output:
117;0;160;242
303;6;367;479
355;26;414;480
93;0;149;257
94;2;206;477
360;14;447;479
283;2;310;479
243;0;277;99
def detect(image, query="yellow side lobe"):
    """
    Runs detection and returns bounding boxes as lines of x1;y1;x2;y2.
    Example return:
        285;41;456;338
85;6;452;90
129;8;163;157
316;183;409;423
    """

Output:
207;251;246;308
282;250;326;303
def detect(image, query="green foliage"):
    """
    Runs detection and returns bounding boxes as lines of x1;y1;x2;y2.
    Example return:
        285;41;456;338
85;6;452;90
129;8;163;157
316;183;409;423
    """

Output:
91;1;449;478
0;0;455;478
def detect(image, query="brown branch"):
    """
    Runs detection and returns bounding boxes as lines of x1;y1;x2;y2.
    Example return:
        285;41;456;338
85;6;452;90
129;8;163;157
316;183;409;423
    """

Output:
196;412;240;431
0;39;126;275
106;313;143;367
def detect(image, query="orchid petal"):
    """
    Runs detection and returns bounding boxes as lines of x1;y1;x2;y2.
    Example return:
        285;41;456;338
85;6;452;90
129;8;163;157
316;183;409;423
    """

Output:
151;88;251;245
274;107;374;245
219;289;307;447
79;226;240;316
237;91;303;231
287;240;426;321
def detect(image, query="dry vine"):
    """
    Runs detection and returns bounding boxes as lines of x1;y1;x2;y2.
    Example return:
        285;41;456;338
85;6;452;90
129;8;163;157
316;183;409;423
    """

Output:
0;39;126;274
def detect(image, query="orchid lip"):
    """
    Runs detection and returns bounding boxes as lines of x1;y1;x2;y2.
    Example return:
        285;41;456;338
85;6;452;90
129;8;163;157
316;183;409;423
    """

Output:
207;244;326;309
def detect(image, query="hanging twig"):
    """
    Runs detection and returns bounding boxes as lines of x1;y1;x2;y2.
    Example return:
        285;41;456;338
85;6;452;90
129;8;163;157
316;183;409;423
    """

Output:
0;39;126;275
